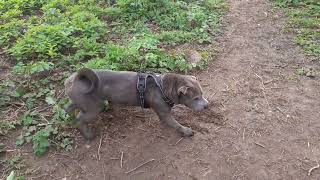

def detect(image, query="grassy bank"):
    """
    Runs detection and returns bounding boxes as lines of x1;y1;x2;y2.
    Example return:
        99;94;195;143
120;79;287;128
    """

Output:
273;0;320;56
0;0;227;168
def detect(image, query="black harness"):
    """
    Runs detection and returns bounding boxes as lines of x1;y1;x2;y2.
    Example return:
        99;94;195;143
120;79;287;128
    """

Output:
137;72;174;108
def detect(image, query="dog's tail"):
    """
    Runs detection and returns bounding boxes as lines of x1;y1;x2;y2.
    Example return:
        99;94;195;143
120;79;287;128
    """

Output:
77;68;99;94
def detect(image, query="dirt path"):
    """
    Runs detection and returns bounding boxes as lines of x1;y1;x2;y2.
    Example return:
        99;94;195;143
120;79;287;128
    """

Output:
6;0;320;179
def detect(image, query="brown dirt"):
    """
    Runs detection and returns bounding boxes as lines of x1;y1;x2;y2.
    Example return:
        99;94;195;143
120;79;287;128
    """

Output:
2;0;320;179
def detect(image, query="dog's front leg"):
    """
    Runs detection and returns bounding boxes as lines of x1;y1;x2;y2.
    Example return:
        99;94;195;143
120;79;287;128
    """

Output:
76;111;99;140
65;103;77;113
152;103;193;137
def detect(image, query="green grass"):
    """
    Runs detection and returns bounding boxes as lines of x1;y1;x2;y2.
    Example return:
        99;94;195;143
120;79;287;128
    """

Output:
273;0;320;56
0;0;227;157
0;152;25;180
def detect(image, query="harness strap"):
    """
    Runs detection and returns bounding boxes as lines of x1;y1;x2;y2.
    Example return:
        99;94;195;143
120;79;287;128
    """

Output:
137;72;147;108
137;72;174;108
156;75;175;107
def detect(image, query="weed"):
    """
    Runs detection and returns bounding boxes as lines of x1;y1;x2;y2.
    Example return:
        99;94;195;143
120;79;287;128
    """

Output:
273;0;320;56
0;120;17;135
0;0;226;156
0;154;25;180
157;31;195;46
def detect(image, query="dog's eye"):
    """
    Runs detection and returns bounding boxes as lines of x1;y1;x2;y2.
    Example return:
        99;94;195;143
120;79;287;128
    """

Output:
194;97;200;101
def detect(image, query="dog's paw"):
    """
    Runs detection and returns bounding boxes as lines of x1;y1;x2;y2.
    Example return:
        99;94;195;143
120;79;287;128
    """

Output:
81;128;97;140
180;127;194;137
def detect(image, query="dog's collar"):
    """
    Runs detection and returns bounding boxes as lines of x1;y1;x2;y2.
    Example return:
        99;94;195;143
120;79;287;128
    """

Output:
158;74;175;107
137;72;174;108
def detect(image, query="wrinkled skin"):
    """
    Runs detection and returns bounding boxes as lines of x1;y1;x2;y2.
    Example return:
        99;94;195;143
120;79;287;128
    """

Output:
65;68;209;139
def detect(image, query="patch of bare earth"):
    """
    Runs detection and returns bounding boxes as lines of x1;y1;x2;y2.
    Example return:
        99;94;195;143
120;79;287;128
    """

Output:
2;0;320;179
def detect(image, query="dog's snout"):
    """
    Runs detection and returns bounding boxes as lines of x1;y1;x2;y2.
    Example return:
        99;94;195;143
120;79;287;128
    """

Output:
203;98;209;109
204;102;209;109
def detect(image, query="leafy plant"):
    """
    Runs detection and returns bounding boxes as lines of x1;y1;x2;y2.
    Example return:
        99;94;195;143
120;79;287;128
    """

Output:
273;0;320;56
5;171;25;180
9;24;73;61
1;155;25;180
32;126;53;156
0;0;226;156
12;61;54;75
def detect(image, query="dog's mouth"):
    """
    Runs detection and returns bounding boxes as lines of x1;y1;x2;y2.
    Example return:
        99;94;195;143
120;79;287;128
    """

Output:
191;101;209;112
190;105;209;112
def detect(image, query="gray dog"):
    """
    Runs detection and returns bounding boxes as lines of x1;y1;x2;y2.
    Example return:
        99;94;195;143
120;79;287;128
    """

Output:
64;68;209;139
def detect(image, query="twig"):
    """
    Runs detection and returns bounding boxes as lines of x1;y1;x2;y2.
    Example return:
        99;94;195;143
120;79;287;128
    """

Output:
137;127;147;132
102;163;106;180
263;79;273;84
105;137;131;148
37;106;51;113
174;137;184;145
254;73;270;108
30;174;50;179
232;77;238;94
98;135;103;161
36;123;53;127
74;160;85;173
209;92;217;101
132;171;146;176
308;162;319;176
120;151;124;168
222;83;230;92
56;89;65;100
125;159;155;174
242;128;245;140
135;115;146;118
275;107;285;114
29;166;41;174
3;149;18;152
171;162;176;169
11;101;25;106
53;175;71;180
254;142;265;148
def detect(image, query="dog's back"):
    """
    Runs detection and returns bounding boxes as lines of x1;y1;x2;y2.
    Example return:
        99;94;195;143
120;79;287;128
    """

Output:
65;69;140;107
94;70;140;106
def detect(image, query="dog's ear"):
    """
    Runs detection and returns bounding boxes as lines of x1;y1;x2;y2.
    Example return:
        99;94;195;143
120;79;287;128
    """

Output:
178;86;189;95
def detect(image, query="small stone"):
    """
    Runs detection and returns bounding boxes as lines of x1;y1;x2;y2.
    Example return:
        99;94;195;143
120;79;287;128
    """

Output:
185;49;202;64
306;69;316;77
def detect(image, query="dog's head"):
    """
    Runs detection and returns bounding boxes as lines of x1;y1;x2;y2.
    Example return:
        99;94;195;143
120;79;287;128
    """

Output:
177;75;209;111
